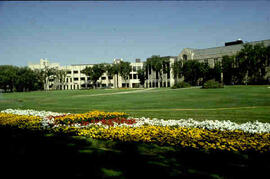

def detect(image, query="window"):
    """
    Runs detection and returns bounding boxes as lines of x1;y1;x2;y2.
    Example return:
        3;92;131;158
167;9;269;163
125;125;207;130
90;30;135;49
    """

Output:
70;78;72;82
129;74;133;79
74;78;78;81
101;77;106;80
67;71;71;74
132;66;136;72
133;74;137;79
183;54;187;61
167;82;170;87
80;77;85;81
73;70;78;74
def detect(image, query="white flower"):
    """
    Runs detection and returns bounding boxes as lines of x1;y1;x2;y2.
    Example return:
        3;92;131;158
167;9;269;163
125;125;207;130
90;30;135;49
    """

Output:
1;108;270;134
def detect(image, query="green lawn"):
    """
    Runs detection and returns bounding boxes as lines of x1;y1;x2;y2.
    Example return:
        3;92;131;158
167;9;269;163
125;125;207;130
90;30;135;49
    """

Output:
1;86;270;177
1;85;270;123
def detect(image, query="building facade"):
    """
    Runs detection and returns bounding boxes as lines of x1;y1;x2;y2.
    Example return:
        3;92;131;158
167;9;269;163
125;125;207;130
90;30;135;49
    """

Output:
29;58;144;90
177;39;270;67
29;39;270;90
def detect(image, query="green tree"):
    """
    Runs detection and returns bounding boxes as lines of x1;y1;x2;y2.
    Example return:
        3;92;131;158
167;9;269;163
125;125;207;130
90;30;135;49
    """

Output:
112;63;120;88
172;60;183;83
53;69;67;90
15;67;36;92
0;65;18;92
222;55;235;85
105;64;114;88
119;61;131;87
137;67;146;87
182;60;203;86
146;55;170;87
212;61;222;82
81;64;105;89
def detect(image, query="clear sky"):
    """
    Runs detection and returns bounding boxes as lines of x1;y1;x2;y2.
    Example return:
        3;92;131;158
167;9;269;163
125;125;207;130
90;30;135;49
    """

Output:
0;1;270;66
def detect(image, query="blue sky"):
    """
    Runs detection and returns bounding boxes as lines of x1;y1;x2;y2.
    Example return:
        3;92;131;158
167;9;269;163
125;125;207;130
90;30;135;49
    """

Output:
0;1;270;66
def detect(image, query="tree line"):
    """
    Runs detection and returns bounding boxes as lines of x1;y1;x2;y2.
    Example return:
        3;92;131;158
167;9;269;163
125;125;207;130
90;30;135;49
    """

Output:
81;61;131;88
1;43;269;92
0;61;132;92
0;65;68;92
0;66;42;92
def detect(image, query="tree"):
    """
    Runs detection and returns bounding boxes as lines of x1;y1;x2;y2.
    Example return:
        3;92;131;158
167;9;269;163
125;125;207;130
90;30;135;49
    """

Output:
182;60;203;86
53;69;67;90
81;64;105;89
146;55;170;87
112;63;120;88
172;60;183;83
0;65;43;92
15;67;36;92
0;65;18;92
105;64;114;88
37;67;57;90
137;67;146;87
200;62;211;84
222;55;235;85
233;43;269;84
119;61;131;87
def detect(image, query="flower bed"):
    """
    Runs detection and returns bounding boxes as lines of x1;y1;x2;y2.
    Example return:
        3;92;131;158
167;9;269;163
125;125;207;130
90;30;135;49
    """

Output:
53;111;129;125
0;113;41;129
1;109;270;153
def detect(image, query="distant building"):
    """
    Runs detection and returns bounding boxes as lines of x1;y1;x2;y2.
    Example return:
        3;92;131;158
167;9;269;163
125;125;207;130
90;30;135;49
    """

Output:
178;39;270;68
29;58;144;90
29;39;270;90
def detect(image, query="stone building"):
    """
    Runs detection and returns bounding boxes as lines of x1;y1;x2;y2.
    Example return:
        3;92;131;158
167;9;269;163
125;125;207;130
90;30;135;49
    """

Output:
178;39;270;67
29;39;270;90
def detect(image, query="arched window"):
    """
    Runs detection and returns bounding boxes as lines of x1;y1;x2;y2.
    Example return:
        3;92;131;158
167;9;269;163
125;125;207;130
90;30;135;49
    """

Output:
183;54;187;61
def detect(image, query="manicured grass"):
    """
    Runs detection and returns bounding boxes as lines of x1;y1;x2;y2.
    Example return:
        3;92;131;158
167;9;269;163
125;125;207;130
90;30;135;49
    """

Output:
1;86;270;177
1;85;270;123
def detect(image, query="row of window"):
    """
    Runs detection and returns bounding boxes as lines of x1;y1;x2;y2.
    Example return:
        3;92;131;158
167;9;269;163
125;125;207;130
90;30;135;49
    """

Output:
66;66;142;75
63;75;138;83
145;82;170;88
59;82;144;90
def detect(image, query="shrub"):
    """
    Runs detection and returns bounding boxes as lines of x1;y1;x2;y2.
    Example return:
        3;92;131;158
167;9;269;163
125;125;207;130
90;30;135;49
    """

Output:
202;80;224;89
171;81;191;89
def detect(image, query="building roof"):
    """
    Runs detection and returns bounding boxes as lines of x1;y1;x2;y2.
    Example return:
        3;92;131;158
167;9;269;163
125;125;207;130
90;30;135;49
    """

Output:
190;39;270;60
